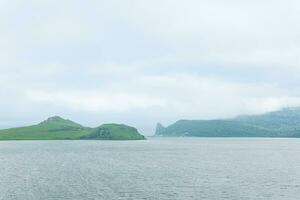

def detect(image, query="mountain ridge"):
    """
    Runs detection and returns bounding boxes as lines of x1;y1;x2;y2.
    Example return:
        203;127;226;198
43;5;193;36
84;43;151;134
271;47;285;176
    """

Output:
155;107;300;137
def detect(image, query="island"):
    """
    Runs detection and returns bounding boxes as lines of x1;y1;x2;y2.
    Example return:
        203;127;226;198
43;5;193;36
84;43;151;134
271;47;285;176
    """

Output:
0;116;145;140
155;107;300;137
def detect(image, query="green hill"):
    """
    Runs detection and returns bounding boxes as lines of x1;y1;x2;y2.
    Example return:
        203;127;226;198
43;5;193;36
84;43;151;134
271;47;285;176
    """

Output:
0;116;145;140
155;107;300;137
80;124;145;140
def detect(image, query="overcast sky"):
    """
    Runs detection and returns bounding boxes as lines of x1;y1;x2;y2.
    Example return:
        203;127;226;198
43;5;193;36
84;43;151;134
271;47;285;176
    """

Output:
1;0;300;134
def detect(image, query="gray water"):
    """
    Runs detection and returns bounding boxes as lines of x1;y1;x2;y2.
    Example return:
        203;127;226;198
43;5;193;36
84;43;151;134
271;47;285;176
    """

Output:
0;138;300;200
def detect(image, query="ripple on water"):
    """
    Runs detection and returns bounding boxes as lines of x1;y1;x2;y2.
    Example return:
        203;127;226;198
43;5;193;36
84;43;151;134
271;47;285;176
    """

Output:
0;138;300;200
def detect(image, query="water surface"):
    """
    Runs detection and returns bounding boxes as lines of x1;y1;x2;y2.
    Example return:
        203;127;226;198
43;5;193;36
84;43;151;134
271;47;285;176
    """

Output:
0;138;300;200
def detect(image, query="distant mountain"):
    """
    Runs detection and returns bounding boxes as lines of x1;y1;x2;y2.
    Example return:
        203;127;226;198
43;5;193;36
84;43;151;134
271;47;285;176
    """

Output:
0;116;145;140
155;107;300;137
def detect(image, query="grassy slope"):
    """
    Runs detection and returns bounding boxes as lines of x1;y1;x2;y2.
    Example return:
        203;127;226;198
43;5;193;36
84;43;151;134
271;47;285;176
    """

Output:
159;120;273;137
0;117;145;140
98;124;145;140
0;125;91;140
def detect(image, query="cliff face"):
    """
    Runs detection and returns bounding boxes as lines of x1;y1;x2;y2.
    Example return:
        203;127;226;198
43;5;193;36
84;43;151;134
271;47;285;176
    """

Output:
155;123;166;135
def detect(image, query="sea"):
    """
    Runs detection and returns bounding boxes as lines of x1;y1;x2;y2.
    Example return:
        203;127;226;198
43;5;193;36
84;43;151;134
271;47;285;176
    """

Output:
0;137;300;200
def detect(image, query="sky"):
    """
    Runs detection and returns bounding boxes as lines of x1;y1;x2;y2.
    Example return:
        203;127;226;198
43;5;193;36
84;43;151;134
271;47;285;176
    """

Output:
1;0;300;135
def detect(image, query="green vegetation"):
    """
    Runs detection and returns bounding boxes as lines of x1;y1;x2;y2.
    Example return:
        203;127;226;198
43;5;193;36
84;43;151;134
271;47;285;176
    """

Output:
0;116;145;140
155;107;300;137
80;124;145;140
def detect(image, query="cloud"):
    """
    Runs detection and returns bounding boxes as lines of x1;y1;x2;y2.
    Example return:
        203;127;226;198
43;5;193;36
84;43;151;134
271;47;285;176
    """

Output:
26;90;166;113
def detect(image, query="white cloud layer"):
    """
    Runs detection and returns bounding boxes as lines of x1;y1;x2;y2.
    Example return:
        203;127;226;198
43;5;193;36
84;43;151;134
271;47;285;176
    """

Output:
0;0;300;134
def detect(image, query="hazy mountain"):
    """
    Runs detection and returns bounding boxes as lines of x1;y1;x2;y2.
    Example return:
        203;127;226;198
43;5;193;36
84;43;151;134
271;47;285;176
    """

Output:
0;116;145;140
155;107;300;137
